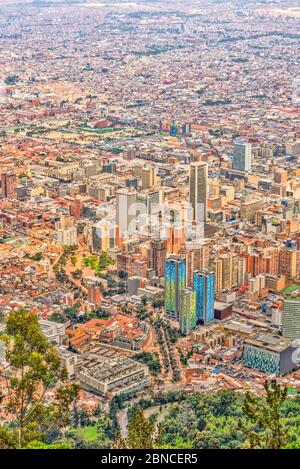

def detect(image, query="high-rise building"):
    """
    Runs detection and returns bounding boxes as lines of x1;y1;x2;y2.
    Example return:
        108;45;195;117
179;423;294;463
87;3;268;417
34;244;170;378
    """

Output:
136;188;163;216
248;274;267;299
193;270;215;325
57;227;77;246
1;172;16;199
274;169;288;184
116;188;137;239
189;161;208;223
165;256;186;320
151;239;167;277
213;253;238;292
166;224;186;255
55;215;77;246
283;299;300;340
179;243;209;287
238;256;247;286
279;248;300;279
91;221;116;253
136;165;158;189
87;285;101;307
179;288;197;335
232;140;252;172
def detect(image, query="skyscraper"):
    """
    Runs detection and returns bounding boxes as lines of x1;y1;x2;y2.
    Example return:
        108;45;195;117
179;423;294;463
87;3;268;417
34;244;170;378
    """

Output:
87;285;101;307
193;270;215;325
165;256;186;320
189;161;208;223
179;288;197;335
91;221;116;253
151;239;167;277
232;140;252;172
178;243;209;287
55;215;77;247
1;172;16;199
213;252;238;292
116;188;137;239
283;299;300;340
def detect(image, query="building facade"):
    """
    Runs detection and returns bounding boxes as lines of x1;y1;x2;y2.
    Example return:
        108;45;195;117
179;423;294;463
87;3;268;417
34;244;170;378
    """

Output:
179;288;197;335
189;161;208;223
165;256;186;320
193;270;215;325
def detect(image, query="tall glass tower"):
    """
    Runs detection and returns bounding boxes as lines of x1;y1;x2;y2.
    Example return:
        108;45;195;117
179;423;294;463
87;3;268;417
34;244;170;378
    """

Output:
232;140;252;172
193;270;215;325
165;256;186;320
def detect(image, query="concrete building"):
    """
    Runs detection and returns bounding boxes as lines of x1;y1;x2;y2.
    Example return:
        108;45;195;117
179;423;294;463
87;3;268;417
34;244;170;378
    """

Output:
116;188;137;238
1;172;17;199
243;333;296;376
87;285;101;306
79;356;150;396
150;238;167;277
189;161;208;223
214;252;238;292
232;140;252;172
283;299;300;340
57;346;78;379
55;215;77;246
91;220;116;253
39;319;67;345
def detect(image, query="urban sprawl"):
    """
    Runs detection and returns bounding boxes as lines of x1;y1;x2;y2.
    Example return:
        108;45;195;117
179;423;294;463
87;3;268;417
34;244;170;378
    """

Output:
0;0;300;450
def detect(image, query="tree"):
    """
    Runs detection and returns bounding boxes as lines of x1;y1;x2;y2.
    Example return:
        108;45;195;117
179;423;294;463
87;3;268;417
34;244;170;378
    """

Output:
240;379;289;449
5;74;19;85
0;309;79;448
114;408;160;449
141;295;149;306
70;255;77;267
26;440;72;449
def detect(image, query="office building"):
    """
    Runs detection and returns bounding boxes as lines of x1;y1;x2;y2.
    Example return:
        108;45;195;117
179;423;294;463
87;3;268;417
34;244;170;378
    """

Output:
283;299;300;340
151;239;167;277
189;161;208;223
57;226;77;246
213;253;238;292
87;285;101;306
179;288;197;335
1;172;16;199
214;301;232;320
193;270;215;325
136;165;158;189
232;140;252;172
243;334;296;376
79;356;150;396
178;243;209;287
91;221;116;253
116;188;137;238
279;248;300;279
39;319;67;345
56;216;77;246
165;256;186;320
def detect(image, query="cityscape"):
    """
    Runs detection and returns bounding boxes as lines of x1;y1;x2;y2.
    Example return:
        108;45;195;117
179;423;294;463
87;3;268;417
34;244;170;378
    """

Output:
0;0;300;452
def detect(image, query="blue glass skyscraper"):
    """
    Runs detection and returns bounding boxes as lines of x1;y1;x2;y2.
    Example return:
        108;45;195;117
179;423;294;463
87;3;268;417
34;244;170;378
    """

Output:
193;270;215;325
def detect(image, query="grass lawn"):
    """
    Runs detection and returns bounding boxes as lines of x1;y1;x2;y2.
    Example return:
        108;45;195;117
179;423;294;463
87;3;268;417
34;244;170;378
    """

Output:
76;127;124;134
280;284;300;294
70;425;99;442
